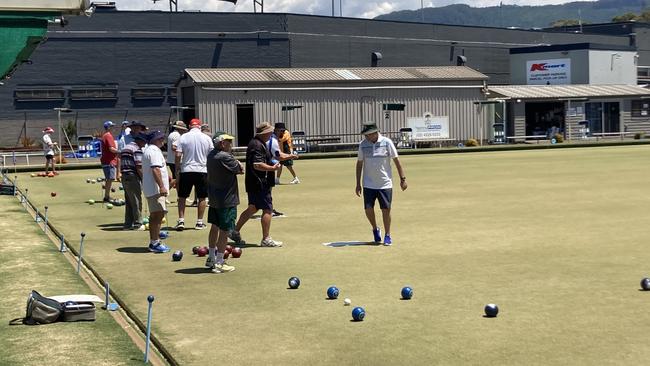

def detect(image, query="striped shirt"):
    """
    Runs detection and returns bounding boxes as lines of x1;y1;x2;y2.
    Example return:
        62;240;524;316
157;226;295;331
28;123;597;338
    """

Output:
120;141;143;176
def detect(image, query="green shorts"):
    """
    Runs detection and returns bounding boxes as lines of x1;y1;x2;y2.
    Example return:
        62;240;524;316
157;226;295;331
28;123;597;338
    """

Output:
208;206;237;232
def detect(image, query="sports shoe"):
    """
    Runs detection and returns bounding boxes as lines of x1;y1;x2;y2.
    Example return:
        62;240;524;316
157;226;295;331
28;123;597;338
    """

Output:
272;209;284;217
229;230;244;244
175;220;185;231
148;242;170;253
133;224;146;231
383;234;392;246
373;228;382;243
195;222;207;230
212;263;235;274
261;237;283;247
290;177;301;184
205;256;216;268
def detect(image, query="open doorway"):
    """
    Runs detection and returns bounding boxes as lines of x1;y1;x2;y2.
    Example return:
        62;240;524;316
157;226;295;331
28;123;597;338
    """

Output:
236;104;255;146
525;102;565;137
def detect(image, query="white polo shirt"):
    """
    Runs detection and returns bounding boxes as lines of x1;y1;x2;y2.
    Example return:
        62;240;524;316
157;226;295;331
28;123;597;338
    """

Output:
357;134;398;190
142;144;169;198
42;134;54;156
176;128;213;173
166;130;181;164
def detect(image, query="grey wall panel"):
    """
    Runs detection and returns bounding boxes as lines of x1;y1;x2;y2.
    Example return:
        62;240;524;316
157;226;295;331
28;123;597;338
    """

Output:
196;86;489;146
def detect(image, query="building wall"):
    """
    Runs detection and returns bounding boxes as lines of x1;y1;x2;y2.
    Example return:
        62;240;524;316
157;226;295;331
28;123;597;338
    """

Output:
588;50;637;85
195;85;489;146
510;50;590;85
0;11;634;148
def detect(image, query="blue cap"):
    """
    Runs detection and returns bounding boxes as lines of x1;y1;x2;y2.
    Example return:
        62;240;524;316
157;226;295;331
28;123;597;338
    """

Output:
103;121;114;129
147;130;166;143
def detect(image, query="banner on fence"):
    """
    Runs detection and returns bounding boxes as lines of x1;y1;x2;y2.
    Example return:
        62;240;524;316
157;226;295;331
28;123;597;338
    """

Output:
407;116;450;140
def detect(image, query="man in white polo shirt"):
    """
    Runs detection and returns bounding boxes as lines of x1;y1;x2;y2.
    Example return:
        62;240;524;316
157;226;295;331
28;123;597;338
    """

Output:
355;121;408;246
174;118;213;231
142;130;171;253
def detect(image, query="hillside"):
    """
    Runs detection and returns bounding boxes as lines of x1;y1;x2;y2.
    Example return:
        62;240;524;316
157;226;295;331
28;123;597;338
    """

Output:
375;0;649;28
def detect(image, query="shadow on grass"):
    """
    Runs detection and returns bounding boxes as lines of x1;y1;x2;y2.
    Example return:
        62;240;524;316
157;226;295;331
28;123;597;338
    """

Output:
101;227;128;232
175;267;211;275
97;223;124;228
116;247;150;253
323;241;380;247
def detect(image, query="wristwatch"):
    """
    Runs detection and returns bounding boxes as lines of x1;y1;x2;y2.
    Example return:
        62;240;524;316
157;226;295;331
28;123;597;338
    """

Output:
400;177;407;181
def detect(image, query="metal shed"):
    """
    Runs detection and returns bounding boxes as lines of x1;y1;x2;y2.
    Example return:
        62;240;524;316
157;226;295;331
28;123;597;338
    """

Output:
177;66;491;147
488;84;650;140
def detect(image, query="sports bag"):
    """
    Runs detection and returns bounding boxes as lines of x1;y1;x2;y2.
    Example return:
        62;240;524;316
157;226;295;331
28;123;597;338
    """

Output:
25;290;63;325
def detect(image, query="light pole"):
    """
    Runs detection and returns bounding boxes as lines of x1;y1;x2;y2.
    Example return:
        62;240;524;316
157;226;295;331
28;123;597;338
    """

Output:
54;107;72;163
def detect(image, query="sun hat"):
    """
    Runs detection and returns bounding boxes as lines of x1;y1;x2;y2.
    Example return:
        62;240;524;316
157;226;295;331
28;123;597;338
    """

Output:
172;120;187;131
360;121;379;135
214;133;235;143
43;126;54;133
147;130;166;143
255;122;274;135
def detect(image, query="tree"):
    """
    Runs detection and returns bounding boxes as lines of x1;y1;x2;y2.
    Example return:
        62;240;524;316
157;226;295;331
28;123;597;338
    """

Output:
550;19;582;27
612;12;638;22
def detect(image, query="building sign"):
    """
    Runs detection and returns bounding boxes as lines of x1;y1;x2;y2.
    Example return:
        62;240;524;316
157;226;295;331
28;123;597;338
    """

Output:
407;116;449;139
526;58;571;85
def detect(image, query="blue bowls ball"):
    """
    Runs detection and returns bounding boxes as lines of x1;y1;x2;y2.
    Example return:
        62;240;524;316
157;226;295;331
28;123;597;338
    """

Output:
641;278;650;291
327;286;339;299
288;276;300;289
159;231;169;239
484;304;499;318
352;306;365;321
171;250;183;261
401;286;413;300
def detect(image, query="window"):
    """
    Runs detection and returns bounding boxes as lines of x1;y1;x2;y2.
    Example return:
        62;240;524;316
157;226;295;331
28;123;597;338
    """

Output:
69;87;118;100
382;103;406;111
631;100;650;117
132;87;166;100
14;88;65;101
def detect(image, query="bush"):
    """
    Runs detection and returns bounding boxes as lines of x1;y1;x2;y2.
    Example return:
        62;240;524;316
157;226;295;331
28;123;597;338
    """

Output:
63;120;77;142
553;133;564;143
634;132;645;140
465;138;479;147
20;136;35;148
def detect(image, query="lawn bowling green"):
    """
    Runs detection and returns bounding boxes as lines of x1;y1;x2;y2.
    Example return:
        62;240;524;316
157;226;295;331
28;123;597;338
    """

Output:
13;145;650;365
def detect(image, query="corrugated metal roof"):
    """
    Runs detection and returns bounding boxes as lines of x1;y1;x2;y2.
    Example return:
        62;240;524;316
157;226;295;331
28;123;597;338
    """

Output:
184;66;488;84
489;84;650;99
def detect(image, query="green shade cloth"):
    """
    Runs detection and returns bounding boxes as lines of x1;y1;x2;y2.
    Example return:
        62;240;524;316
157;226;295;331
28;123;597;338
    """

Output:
0;12;55;80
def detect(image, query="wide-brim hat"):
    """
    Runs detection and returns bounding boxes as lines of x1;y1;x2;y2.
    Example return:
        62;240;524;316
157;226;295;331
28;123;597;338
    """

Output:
173;120;188;131
214;133;235;143
129;120;147;129
274;122;286;130
147;130;166;143
361;121;379;135
255;122;274;135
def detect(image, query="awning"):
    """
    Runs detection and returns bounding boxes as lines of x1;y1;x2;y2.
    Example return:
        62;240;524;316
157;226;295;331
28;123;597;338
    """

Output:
0;12;55;80
488;84;650;100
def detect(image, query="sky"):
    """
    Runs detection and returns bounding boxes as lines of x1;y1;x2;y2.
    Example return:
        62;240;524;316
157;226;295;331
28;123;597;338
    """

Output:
115;0;591;19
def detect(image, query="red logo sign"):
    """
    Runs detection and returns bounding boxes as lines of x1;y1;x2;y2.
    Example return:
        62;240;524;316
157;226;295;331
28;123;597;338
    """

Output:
530;63;548;71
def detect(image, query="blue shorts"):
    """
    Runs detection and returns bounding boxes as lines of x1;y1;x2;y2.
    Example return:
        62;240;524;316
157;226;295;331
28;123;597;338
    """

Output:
102;165;117;180
247;189;273;210
363;188;392;209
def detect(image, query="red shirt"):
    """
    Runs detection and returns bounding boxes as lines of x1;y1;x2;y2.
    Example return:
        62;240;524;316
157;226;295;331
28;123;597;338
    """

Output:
100;131;118;165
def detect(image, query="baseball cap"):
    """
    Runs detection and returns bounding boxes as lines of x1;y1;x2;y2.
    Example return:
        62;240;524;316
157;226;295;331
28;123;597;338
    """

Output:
121;120;130;126
172;120;187;131
43;126;54;133
214;133;235;143
189;118;202;128
103;121;115;129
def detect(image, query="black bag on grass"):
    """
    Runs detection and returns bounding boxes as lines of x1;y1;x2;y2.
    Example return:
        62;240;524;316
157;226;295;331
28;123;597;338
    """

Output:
24;290;63;325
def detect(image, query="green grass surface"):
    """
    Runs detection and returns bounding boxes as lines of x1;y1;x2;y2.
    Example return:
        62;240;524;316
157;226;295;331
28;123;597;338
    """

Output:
0;197;143;366
12;145;650;365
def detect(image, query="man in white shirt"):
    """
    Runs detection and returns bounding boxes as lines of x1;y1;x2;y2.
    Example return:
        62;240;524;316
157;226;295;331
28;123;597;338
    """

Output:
355;121;407;246
142;130;171;253
166;120;187;181
174;118;213;231
41;127;57;175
